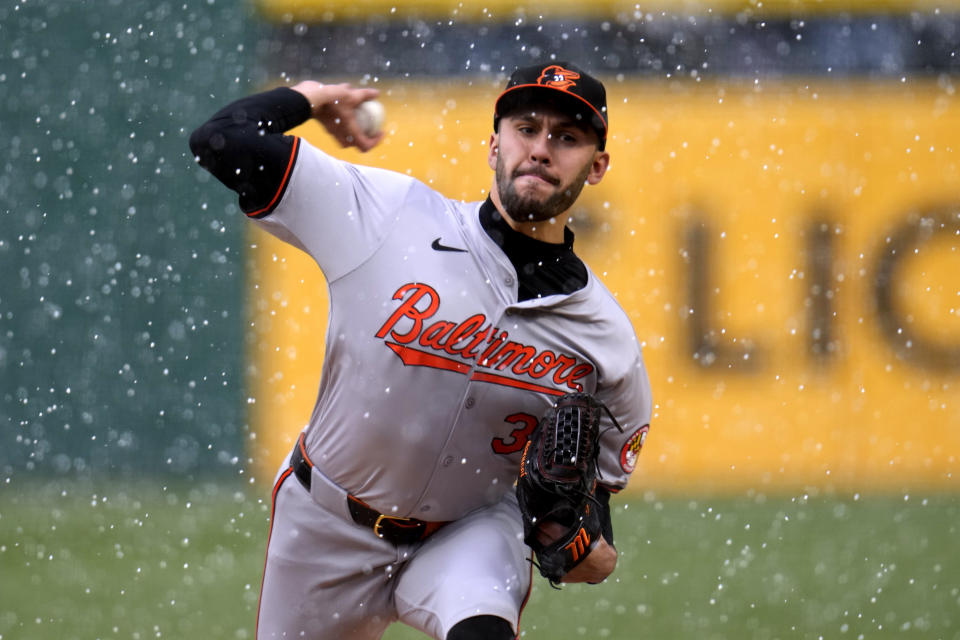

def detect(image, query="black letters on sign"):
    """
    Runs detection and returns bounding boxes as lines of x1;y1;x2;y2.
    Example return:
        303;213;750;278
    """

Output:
873;209;960;372
682;219;761;371
805;218;838;364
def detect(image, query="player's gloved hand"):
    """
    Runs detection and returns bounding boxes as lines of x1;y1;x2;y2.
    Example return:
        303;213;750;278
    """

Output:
291;81;383;152
515;392;622;586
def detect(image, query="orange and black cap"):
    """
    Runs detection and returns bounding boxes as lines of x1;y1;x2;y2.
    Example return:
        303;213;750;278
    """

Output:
494;61;608;150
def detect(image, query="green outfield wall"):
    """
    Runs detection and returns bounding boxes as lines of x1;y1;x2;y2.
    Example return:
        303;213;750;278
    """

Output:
0;1;259;479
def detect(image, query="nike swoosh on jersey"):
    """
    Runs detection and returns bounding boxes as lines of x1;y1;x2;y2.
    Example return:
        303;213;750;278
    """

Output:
431;238;468;253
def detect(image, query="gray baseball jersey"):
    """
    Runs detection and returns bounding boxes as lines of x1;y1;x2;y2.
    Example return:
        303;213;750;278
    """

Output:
254;139;652;523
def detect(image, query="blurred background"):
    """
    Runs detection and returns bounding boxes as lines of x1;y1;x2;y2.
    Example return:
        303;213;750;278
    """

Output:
2;0;959;638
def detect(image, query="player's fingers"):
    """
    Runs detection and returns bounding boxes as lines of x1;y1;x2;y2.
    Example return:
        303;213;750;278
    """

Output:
319;83;359;112
333;128;381;152
335;132;358;148
334;85;379;109
355;131;384;152
356;87;381;103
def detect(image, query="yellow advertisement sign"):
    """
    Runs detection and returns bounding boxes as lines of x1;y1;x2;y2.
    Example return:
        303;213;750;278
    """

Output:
248;79;960;493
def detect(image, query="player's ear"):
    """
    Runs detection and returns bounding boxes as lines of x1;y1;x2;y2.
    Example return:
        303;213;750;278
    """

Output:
487;133;499;171
586;150;610;185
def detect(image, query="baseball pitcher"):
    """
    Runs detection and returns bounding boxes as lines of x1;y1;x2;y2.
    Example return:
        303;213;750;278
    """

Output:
189;61;652;640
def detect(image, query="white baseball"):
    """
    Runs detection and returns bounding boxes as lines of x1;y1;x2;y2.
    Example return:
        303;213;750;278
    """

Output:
355;99;385;136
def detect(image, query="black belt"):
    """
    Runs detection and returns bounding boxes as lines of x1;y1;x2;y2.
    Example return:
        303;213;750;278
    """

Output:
290;434;447;546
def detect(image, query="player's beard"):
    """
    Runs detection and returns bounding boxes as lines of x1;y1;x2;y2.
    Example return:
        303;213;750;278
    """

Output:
496;155;592;223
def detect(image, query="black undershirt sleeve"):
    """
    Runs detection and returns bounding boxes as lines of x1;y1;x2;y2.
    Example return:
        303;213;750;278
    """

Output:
188;87;312;215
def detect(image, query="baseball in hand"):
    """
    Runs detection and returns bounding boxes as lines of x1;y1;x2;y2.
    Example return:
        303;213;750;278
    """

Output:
355;100;385;136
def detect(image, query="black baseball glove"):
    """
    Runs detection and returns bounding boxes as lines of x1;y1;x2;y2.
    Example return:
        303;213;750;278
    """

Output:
515;392;621;585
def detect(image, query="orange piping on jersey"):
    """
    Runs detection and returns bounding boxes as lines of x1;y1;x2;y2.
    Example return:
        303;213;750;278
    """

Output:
247;136;300;218
255;466;294;638
297;431;314;468
513;561;534;639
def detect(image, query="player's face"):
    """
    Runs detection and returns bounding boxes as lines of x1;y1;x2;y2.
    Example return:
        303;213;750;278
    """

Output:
489;107;609;223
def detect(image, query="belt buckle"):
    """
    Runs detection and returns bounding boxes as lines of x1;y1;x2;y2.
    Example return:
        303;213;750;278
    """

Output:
373;513;416;539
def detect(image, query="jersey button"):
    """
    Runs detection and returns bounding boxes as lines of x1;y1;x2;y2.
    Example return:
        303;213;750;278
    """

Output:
504;276;515;286
464;397;475;409
441;456;454;467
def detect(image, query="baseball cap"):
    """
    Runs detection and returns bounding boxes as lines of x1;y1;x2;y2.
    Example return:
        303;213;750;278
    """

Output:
494;61;608;150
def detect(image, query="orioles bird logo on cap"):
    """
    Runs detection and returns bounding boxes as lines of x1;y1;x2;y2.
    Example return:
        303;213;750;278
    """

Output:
537;65;580;91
